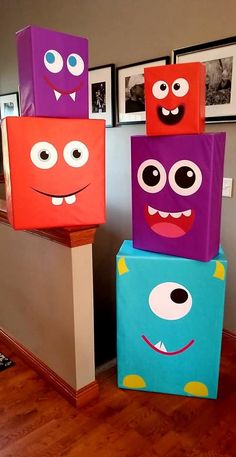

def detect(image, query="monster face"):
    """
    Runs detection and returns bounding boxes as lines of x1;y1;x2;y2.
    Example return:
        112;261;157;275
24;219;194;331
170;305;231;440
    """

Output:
16;25;88;118
144;62;205;136
131;134;225;261
2;117;105;229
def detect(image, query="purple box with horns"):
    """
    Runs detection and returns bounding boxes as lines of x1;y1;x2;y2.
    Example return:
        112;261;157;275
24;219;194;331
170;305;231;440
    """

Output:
16;25;88;118
131;133;226;261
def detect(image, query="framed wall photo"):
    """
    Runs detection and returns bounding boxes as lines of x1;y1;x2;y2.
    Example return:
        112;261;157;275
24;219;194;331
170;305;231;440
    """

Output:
0;92;19;121
117;56;170;125
173;37;236;123
89;64;116;127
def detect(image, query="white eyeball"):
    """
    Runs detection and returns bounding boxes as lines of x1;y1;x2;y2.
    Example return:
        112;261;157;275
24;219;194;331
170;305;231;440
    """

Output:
172;78;189;97
44;49;63;73
169;160;202;196
152;80;169;99
63;141;89;167
67;54;84;76
137;159;167;193
30;142;58;169
149;282;192;320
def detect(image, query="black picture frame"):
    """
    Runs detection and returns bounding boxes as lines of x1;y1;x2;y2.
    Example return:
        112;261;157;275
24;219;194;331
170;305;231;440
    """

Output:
0;91;20;121
89;64;116;127
173;37;236;123
117;56;170;125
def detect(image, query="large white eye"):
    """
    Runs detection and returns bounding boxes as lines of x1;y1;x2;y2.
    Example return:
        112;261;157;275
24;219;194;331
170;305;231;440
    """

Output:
67;53;84;76
30;142;58;169
63;141;89;167
169;160;202;196
149;282;192;320
137;159;167;193
172;78;189;97
152;80;169;99
44;49;63;73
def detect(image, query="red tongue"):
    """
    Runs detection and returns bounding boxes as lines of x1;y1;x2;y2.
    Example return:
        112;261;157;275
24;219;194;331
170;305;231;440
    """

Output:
145;207;195;238
151;222;186;238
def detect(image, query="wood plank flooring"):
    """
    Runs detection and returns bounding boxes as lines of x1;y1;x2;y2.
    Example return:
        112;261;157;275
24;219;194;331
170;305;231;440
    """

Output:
0;333;236;457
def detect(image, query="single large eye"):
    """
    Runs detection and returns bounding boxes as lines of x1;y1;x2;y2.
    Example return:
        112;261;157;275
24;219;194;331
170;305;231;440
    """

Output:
63;141;89;167
149;282;192;320
172;78;189;97
44;50;63;73
152;80;169;99
169;160;202;196
30;142;58;169
67;53;84;76
137;159;167;193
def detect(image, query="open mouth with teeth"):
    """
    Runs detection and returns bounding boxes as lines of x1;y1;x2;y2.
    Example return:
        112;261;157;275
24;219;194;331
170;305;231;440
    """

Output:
145;205;195;238
157;105;185;125
32;183;90;206
142;335;194;356
44;76;83;102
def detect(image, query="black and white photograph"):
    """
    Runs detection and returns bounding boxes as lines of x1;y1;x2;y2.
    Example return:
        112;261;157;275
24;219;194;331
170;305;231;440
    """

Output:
117;56;170;124
89;64;115;127
173;37;236;122
0;92;19;120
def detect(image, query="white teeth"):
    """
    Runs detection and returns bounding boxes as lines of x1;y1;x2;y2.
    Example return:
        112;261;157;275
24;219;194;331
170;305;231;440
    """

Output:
52;197;63;206
183;209;191;217
162;107;170;116
69;92;76;101
148;206;158;215
159;211;169;218
171;212;182;219
171;107;179;115
65;194;76;204
54;90;62;101
155;341;167;352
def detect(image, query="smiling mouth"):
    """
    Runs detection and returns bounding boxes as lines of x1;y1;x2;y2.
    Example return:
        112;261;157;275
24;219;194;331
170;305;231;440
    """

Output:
44;76;83;101
32;183;90;206
157;105;185;125
142;335;194;356
145;205;195;238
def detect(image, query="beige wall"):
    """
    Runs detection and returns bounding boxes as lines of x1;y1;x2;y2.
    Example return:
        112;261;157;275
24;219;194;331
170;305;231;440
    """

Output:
1;0;236;364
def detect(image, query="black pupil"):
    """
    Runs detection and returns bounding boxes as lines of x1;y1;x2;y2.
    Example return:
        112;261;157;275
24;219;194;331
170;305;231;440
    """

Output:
170;288;188;304
175;166;195;189
160;83;167;91
143;165;160;187
40;150;49;160
72;149;81;159
174;82;181;91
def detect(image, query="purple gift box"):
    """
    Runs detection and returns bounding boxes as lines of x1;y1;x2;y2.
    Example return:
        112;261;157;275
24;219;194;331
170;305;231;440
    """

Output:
16;25;88;118
131;133;226;261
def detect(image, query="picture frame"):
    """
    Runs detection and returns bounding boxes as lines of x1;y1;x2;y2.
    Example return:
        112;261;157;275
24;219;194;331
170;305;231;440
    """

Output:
89;64;116;127
117;56;170;125
0;92;19;121
172;37;236;123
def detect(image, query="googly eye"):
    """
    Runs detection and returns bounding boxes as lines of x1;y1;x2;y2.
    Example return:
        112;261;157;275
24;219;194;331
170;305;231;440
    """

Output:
30;142;58;169
137;159;167;193
44;49;63;73
152;80;169;99
172;78;189;97
63;141;89;168
67;53;84;76
169;160;202;196
149;282;192;320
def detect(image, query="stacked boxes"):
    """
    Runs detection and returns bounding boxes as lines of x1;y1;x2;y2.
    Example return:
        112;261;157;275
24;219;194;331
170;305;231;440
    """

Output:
2;26;105;229
117;63;227;399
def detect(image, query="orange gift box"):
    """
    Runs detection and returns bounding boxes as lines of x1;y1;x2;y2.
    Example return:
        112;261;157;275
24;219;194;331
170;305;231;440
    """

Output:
144;62;205;136
2;117;105;229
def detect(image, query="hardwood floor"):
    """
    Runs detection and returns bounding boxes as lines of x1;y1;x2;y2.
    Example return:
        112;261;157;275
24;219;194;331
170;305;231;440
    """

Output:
0;333;236;457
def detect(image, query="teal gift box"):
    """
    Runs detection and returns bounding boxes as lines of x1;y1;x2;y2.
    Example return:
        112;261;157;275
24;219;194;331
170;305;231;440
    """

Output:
116;240;227;399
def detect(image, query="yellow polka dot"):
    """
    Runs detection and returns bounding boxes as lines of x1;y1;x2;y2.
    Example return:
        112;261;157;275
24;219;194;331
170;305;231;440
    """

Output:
118;257;129;275
184;381;209;397
123;374;146;389
213;261;225;280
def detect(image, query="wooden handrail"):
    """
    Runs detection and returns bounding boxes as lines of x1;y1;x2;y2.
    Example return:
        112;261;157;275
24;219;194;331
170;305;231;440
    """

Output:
0;199;98;247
